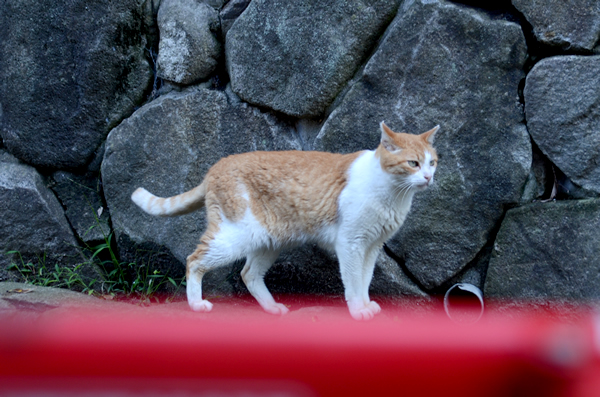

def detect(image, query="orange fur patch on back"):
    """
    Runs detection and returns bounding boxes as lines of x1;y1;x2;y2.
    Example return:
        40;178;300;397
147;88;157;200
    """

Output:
203;150;363;241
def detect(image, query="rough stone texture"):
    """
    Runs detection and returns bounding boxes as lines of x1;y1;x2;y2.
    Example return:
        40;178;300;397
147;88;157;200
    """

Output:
226;0;400;118
315;0;530;290
0;150;20;165
157;0;222;85
0;282;102;314
512;0;600;51
220;0;252;37
524;56;600;194
0;282;141;320
0;0;153;169
0;155;99;282
50;172;111;243
485;199;600;299
522;144;553;203
370;252;429;298
204;0;227;9
102;85;301;274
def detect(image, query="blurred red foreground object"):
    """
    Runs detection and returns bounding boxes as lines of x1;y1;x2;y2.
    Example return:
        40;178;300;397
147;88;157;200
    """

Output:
0;299;599;397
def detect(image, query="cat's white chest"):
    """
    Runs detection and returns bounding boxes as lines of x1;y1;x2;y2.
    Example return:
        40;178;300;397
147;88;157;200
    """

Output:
338;151;415;244
377;199;412;233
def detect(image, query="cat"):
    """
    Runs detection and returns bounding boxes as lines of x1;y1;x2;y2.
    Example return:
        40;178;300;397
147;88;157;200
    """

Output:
131;122;439;320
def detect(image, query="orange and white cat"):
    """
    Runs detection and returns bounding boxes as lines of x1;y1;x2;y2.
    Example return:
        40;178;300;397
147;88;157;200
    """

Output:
132;122;439;320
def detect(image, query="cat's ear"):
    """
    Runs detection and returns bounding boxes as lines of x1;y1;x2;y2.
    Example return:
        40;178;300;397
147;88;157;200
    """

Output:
421;125;440;144
380;121;401;153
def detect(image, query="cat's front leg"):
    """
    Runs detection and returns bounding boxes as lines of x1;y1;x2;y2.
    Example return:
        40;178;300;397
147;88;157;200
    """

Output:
336;241;380;321
361;245;382;315
347;300;378;321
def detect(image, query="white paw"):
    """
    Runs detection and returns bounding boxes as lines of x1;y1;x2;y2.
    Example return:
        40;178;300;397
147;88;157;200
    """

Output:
189;299;213;312
263;303;290;316
350;307;376;321
367;300;381;314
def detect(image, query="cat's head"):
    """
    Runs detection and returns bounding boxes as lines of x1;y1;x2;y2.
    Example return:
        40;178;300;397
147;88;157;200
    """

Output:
376;122;439;191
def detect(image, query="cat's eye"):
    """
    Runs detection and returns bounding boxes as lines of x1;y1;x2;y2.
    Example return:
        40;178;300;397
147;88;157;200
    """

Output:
408;160;419;168
430;160;436;166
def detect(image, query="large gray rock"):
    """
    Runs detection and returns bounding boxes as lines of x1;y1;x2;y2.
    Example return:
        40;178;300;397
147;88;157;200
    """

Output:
485;199;600;299
512;0;600;51
524;56;600;194
315;0;530;290
226;0;400;118
0;0;153;169
157;0;222;85
0;154;99;283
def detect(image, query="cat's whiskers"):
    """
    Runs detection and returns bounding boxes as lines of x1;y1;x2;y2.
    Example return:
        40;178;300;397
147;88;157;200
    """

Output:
391;181;413;204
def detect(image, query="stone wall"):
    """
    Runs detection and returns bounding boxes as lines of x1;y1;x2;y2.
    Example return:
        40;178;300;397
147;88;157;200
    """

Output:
1;0;599;301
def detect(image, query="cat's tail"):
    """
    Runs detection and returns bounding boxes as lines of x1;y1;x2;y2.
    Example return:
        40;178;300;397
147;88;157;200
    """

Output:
131;182;206;217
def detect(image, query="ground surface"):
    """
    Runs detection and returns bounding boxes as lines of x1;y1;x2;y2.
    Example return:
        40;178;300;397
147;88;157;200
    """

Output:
1;281;597;324
0;281;441;324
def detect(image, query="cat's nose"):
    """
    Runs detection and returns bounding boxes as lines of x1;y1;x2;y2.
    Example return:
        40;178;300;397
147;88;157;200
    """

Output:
423;173;432;182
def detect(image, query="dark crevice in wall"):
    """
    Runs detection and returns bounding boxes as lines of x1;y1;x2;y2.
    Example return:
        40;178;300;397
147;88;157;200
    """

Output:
519;17;595;74
517;77;526;106
449;0;594;72
449;0;520;22
210;61;230;91
384;202;514;301
145;46;165;101
142;1;163;103
528;137;600;201
46;186;82;248
322;2;403;123
382;243;429;295
46;173;112;248
529;137;558;201
470;205;512;293
113;233;185;295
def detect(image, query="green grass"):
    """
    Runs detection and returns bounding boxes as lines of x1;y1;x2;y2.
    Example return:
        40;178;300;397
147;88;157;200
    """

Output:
86;232;186;301
7;251;96;295
6;220;186;303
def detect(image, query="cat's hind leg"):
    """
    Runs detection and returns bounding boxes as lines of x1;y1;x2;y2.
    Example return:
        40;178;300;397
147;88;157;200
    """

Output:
186;241;217;313
241;249;289;315
186;225;247;312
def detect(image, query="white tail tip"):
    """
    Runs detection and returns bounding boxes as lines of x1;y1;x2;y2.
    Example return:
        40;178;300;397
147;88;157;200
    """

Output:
131;187;164;216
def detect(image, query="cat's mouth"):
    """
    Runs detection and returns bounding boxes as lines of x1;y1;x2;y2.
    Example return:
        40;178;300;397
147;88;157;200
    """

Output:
415;181;432;190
